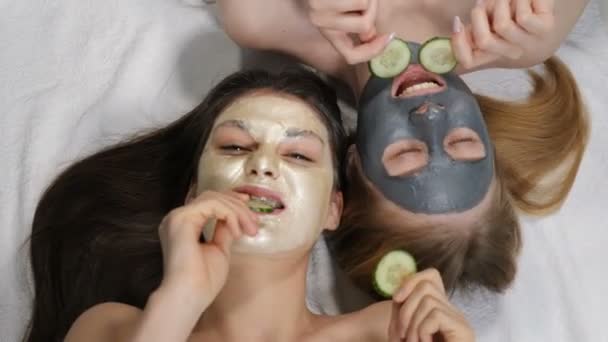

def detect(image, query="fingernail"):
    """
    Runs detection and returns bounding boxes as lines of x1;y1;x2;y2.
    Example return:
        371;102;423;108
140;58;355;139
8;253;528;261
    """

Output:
385;32;396;45
453;16;463;33
476;0;484;6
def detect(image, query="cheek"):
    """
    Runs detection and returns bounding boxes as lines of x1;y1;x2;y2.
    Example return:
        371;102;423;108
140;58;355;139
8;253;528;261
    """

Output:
285;167;333;212
196;153;245;194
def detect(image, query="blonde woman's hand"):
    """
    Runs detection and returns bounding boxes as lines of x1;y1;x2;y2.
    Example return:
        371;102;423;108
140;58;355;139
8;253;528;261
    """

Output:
452;0;555;72
306;0;393;64
158;191;258;304
388;269;475;342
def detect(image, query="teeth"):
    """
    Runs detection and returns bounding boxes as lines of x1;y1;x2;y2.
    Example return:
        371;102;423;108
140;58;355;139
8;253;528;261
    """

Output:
251;195;281;208
404;82;439;94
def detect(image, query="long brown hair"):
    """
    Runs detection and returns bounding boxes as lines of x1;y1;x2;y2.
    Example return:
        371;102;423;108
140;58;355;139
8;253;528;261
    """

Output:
25;68;347;342
332;56;589;295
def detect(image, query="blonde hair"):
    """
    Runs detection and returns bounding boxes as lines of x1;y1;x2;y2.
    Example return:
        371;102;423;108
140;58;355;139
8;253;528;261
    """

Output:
332;56;589;294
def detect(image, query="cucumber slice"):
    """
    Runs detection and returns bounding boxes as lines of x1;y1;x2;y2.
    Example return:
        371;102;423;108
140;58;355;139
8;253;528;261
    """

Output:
373;250;417;298
369;38;411;78
248;198;274;213
419;37;457;74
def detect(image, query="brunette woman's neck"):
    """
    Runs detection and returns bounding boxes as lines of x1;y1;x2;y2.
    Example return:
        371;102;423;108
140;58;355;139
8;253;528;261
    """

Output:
194;252;317;342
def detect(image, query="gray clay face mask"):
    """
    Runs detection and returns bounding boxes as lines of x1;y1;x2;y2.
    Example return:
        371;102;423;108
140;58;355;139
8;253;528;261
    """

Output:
356;41;494;214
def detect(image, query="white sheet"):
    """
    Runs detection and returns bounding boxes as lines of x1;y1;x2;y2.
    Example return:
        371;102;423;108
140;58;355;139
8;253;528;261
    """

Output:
1;1;607;341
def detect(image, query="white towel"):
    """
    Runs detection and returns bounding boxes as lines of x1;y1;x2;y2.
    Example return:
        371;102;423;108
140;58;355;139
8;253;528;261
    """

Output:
1;1;607;341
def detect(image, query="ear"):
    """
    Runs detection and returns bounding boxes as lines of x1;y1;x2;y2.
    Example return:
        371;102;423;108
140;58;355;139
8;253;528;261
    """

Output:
184;184;197;205
323;190;343;232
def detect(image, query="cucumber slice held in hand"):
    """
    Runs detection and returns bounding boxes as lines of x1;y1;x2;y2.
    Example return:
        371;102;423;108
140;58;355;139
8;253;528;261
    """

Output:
419;37;458;74
369;38;412;78
373;250;417;298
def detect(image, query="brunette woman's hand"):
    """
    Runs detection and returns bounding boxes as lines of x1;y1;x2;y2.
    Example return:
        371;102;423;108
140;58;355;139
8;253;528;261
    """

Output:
306;0;393;64
452;0;555;72
157;190;258;304
388;269;475;342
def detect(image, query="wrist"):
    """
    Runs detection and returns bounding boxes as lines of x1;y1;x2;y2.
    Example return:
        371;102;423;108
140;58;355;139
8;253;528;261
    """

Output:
154;280;212;310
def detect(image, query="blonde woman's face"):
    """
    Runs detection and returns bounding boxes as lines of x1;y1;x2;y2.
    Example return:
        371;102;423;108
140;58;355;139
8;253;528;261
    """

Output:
196;94;338;255
356;41;494;215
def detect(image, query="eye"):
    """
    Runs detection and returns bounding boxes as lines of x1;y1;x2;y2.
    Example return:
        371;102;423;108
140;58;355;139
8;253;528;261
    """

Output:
382;139;428;177
444;128;486;161
286;153;313;162
220;145;251;154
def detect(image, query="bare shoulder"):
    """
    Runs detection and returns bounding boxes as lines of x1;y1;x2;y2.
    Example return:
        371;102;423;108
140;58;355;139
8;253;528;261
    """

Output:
306;301;392;342
64;302;142;342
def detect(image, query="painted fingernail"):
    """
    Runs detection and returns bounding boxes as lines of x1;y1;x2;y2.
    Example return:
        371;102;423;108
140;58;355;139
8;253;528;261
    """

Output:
453;16;463;33
385;32;396;45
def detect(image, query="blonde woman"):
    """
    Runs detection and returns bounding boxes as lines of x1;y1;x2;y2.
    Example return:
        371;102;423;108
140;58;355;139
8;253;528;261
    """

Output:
217;0;590;295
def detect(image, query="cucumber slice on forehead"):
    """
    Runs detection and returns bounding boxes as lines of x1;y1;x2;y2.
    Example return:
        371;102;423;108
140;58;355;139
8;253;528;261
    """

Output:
373;250;417;298
419;37;457;74
369;38;412;78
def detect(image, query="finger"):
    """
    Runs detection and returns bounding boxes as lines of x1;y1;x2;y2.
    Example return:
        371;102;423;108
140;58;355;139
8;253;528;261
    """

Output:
404;295;452;342
360;0;378;38
198;200;242;239
417;308;469;342
231;192;250;202
224;192;259;226
310;11;373;34
388;301;401;342
397;281;448;339
394;269;446;303
217;196;258;236
532;0;554;14
492;0;531;51
451;16;474;70
308;0;369;13
162;206;211;243
471;4;523;59
515;0;553;35
210;224;235;256
359;26;377;42
183;196;244;240
323;28;392;64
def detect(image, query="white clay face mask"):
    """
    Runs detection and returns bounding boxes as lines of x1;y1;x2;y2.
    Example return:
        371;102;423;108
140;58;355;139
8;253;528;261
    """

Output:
196;94;335;255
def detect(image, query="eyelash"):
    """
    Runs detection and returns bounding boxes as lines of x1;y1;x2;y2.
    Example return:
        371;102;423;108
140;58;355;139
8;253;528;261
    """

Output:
220;145;251;153
220;145;313;162
448;138;476;146
286;153;313;162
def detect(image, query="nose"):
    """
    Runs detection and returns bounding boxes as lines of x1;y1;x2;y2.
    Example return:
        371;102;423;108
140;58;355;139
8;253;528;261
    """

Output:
411;101;445;121
246;150;279;179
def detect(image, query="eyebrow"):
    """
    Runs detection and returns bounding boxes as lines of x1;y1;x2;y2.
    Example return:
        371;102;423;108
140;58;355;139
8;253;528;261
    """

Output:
216;120;324;144
285;128;325;145
216;120;249;131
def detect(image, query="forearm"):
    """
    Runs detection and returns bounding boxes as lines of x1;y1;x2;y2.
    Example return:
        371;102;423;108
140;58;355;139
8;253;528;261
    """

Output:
217;0;302;50
131;285;211;342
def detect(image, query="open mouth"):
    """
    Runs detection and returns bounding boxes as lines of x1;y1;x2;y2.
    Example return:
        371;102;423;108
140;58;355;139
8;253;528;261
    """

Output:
391;64;446;98
234;185;286;215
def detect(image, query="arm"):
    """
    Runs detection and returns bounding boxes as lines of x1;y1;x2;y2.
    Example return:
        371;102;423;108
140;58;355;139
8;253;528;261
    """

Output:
217;0;351;77
65;191;258;342
64;303;141;342
64;288;211;342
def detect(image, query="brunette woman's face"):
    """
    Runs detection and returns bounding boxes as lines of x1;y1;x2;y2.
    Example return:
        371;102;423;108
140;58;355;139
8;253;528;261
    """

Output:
195;93;341;255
